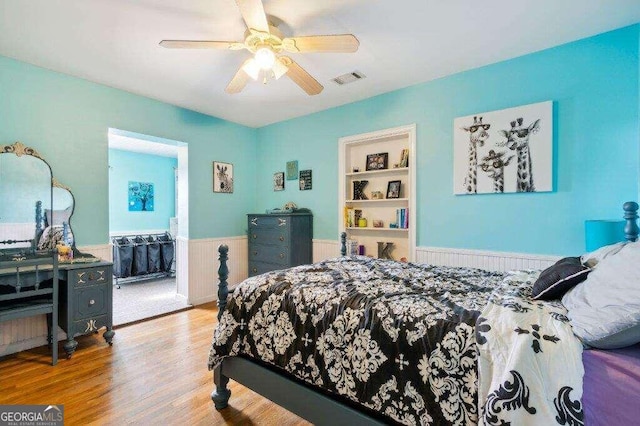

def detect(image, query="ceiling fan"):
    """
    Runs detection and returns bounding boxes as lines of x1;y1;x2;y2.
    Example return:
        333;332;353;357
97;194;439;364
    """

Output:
160;0;359;96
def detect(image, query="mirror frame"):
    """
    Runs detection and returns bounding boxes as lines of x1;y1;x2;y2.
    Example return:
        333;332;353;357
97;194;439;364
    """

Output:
0;141;75;252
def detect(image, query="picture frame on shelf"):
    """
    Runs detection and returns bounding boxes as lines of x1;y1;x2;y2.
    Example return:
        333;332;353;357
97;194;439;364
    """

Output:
366;152;388;171
386;180;401;199
273;172;285;191
399;149;409;168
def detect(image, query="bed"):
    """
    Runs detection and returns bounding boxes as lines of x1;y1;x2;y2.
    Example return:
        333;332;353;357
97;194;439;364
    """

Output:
208;202;640;425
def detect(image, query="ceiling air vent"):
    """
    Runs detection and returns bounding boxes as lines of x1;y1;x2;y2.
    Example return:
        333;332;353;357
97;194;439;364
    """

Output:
332;71;366;85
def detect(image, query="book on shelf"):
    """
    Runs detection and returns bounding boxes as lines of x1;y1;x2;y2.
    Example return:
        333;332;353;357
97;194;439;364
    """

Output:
344;206;354;228
396;208;409;229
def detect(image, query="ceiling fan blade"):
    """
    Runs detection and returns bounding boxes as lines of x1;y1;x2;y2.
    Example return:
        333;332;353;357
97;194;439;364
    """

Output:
281;34;359;53
235;0;270;33
225;59;253;94
160;40;245;50
280;56;323;96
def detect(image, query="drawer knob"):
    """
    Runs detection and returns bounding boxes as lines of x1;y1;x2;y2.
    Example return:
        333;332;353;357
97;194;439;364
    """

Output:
89;299;95;306
279;236;284;242
252;268;257;273
279;253;285;259
253;251;258;256
252;234;257;239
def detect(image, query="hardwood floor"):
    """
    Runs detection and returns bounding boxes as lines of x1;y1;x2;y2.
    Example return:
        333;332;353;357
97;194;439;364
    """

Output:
0;303;311;425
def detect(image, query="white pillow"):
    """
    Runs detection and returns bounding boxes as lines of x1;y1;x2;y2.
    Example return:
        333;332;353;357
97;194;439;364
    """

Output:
580;241;627;268
563;241;640;349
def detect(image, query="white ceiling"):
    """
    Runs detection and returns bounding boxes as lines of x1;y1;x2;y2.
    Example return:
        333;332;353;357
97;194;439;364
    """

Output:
1;1;640;128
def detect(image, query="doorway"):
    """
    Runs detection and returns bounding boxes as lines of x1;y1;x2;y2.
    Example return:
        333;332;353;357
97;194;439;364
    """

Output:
107;129;190;326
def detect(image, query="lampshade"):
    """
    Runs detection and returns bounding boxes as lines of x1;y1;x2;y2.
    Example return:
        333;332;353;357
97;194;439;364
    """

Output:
585;220;625;252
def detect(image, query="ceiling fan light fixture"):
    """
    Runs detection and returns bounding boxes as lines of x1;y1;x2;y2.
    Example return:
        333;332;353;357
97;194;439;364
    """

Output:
242;58;261;80
254;46;275;69
272;58;288;80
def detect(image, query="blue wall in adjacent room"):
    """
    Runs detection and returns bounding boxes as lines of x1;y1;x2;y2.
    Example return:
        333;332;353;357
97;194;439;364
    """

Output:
257;25;640;255
108;149;177;232
0;55;257;245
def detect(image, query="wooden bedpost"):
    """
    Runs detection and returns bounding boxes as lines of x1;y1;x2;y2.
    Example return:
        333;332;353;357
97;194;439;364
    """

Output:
340;232;347;256
212;244;232;409
217;244;229;321
623;201;639;242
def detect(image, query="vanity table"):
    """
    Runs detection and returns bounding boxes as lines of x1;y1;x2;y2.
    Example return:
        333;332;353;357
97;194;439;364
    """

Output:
0;141;115;359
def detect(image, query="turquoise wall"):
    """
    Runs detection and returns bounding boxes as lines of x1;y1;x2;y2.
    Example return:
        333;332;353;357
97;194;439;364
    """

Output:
257;25;640;255
0;55;257;245
1;24;638;255
108;149;177;232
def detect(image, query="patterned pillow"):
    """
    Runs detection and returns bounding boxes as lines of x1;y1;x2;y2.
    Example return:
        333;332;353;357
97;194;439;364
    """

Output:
532;257;591;300
37;226;72;250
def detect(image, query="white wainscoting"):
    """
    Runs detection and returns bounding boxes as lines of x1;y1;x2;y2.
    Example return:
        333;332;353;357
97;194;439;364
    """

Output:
187;236;248;305
312;239;342;262
415;246;559;271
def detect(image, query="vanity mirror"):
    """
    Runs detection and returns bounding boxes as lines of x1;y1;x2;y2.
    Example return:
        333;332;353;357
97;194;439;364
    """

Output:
0;142;77;255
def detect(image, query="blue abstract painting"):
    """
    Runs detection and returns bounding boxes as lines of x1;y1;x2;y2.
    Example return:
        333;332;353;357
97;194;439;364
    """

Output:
128;181;154;211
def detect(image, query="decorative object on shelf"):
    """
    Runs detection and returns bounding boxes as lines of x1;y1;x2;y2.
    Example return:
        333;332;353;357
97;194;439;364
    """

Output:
373;220;383;228
358;218;367;227
283;201;298;211
344;206;354;227
299;169;312;190
273;172;285;191
386;180;401;199
399;149;409;168
353;180;369;200
377;242;394;259
347;239;358;256
366;152;388;171
352;166;360;173
584;219;624;251
389;223;398;228
286;160;298;180
454;100;552;195
371;191;384;199
128;181;154;211
213;162;234;194
354;209;362;227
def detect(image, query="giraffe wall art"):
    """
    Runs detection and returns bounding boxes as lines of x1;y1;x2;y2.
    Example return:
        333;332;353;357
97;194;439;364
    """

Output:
453;101;553;195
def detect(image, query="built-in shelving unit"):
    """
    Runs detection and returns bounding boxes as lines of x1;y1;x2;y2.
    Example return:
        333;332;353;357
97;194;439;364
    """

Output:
338;124;416;261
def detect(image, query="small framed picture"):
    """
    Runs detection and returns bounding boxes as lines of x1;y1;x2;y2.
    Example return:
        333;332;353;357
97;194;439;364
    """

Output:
365;153;389;171
213;162;233;193
386;180;401;199
299;169;312;190
399;149;409;168
273;172;285;191
286;160;298;180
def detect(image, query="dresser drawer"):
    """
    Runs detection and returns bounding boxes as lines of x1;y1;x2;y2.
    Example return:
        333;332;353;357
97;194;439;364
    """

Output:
249;245;290;265
71;314;109;338
249;229;288;246
70;266;110;288
248;216;291;229
248;261;285;277
74;285;108;320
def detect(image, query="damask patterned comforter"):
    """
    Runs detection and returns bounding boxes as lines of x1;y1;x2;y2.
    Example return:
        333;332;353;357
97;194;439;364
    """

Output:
208;257;584;425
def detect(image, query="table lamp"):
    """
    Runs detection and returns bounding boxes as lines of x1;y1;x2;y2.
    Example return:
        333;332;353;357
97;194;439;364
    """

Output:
584;219;625;252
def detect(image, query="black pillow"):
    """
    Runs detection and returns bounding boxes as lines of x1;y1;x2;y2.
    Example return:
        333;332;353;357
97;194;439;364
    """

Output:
532;257;591;300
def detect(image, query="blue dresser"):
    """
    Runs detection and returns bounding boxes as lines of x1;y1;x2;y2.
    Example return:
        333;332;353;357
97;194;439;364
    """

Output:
247;213;313;277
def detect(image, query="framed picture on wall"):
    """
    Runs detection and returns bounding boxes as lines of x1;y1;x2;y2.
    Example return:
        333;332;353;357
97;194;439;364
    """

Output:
274;172;285;191
286;160;298;180
128;181;154;211
213;162;234;193
299;169;312;190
